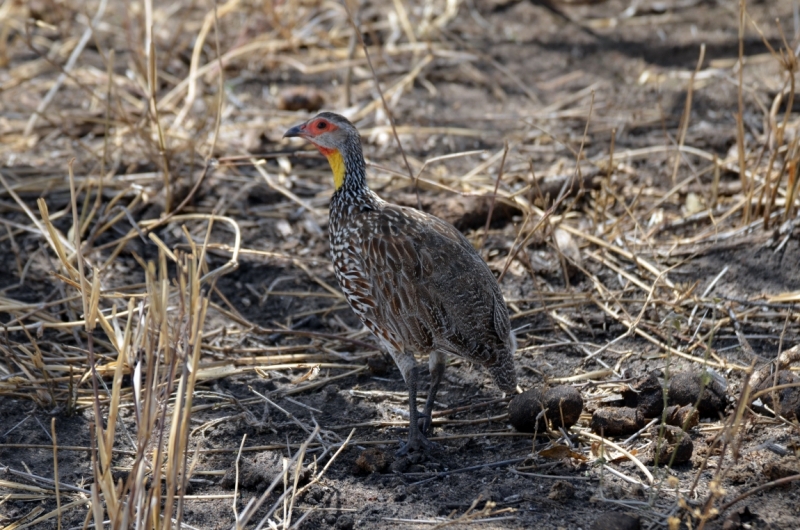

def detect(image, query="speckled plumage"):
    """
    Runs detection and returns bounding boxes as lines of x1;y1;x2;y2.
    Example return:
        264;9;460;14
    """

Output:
285;112;517;453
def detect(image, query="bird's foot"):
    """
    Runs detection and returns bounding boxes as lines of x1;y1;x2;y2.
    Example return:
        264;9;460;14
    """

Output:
418;413;433;436
396;429;435;456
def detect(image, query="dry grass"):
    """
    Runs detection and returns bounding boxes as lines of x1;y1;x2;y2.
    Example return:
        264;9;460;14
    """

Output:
0;0;799;528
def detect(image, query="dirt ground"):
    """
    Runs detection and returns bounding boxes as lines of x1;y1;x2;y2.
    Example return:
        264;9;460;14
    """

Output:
2;0;800;529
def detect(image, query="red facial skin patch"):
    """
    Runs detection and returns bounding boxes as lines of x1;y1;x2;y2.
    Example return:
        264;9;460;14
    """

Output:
301;119;345;189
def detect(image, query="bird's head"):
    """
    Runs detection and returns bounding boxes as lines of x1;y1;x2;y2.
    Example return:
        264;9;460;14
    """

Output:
284;112;363;190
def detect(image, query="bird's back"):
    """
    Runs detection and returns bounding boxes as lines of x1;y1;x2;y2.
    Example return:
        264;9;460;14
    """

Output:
330;190;517;392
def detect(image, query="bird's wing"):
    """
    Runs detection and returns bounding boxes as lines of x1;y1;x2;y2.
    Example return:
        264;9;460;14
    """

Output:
356;203;511;364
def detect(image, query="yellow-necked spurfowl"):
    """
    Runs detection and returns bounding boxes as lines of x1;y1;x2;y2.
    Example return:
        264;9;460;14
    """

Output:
284;112;517;453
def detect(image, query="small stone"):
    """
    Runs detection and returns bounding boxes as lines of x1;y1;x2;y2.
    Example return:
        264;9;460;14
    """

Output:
590;407;644;436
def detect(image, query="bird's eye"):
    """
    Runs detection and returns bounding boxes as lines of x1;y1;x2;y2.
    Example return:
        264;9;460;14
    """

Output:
317;121;327;130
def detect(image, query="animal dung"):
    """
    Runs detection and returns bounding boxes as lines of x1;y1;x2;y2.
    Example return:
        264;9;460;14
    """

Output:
509;385;583;433
644;424;693;466
354;447;390;475
663;404;699;430
590;370;730;437
621;371;664;419
667;370;728;417
753;370;800;420
590;407;644;436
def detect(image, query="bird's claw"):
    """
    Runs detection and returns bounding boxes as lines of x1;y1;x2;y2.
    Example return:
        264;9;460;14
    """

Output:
396;431;435;456
418;412;433;436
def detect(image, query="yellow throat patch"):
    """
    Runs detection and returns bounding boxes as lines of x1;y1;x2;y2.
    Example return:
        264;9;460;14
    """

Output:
325;150;346;190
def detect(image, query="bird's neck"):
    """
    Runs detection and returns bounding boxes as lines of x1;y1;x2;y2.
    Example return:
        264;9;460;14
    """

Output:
318;143;367;197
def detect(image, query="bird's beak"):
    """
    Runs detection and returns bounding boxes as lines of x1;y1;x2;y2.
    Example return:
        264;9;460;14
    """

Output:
283;123;305;138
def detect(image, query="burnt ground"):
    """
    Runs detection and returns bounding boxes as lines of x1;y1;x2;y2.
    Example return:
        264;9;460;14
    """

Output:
2;0;800;529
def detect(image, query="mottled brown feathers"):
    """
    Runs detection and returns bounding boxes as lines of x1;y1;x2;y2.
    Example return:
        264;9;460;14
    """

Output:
340;202;516;391
330;175;517;391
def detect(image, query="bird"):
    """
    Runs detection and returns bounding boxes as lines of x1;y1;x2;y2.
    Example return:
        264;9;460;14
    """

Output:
284;112;517;454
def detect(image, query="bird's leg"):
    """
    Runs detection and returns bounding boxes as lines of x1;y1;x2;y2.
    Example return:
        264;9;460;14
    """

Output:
420;350;446;436
396;362;432;455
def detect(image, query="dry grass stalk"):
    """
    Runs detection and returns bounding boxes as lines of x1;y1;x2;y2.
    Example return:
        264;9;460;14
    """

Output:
83;242;212;529
670;44;706;186
736;0;750;225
